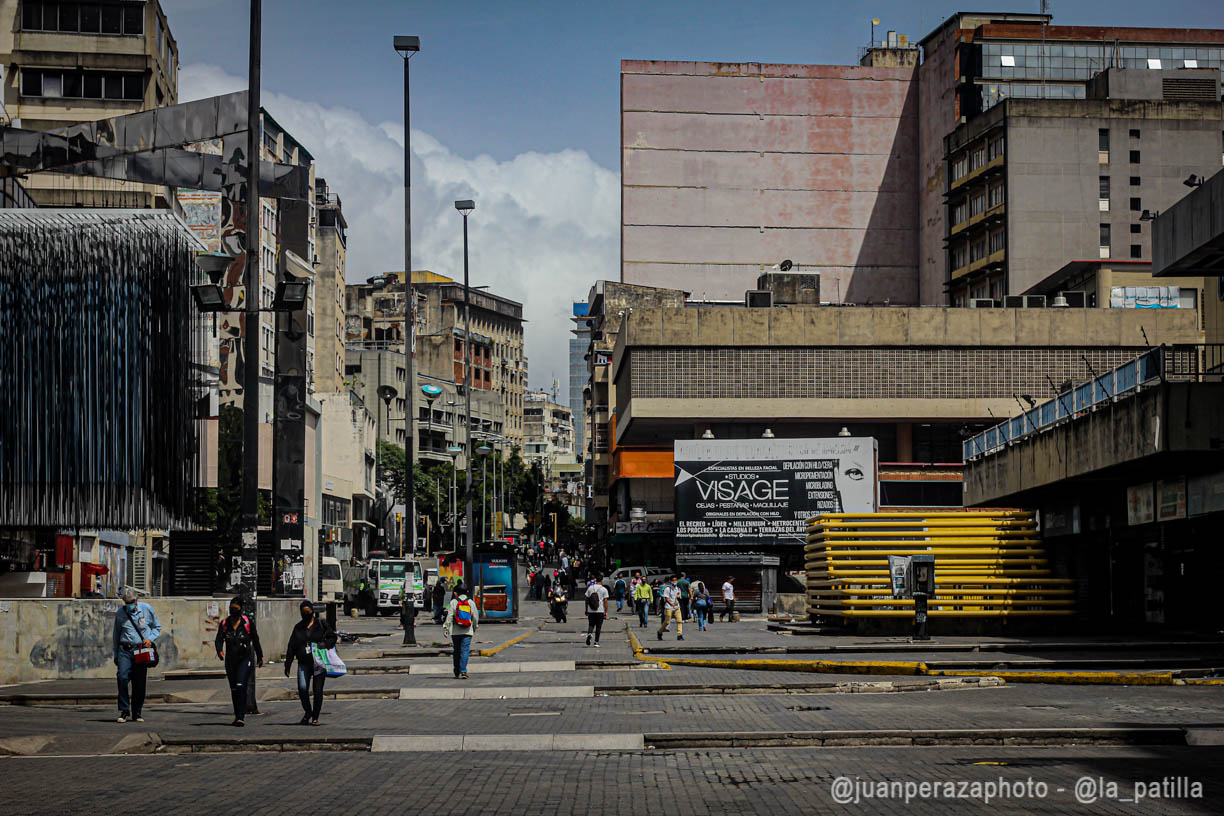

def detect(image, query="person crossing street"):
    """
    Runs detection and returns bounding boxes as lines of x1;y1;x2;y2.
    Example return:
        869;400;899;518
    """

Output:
584;577;609;647
632;572;652;628
112;588;161;724
215;595;263;727
657;575;684;641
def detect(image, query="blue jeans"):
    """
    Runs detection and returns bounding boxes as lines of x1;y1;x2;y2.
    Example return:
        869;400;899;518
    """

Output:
115;649;148;716
452;635;472;676
694;601;709;629
635;599;649;627
296;661;325;719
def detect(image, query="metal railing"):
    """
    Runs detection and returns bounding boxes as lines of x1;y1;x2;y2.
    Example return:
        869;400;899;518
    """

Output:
963;345;1222;462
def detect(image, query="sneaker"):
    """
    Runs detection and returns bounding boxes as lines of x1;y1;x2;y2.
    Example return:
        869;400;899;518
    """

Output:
311;719;320;726
116;713;130;723
232;720;244;727
300;714;312;725
460;672;469;680
657;632;663;641
586;634;592;646
134;716;145;723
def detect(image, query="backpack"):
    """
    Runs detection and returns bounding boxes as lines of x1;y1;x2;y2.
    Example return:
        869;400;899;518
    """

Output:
586;590;603;613
224;615;252;653
454;597;474;628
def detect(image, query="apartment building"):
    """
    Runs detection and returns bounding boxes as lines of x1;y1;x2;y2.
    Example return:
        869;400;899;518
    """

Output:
524;388;575;463
313;177;347;393
0;0;179;208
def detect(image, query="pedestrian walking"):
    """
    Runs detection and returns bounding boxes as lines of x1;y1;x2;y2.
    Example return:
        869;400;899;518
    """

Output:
215;595;263;726
539;570;552;601
657;575;684;641
691;580;711;632
112;588;161;724
677;572;692;621
283;600;337;726
613;576;627;613
432;580;447;624
400;589;418;645
444;582;479;678
720;576;736;622
632;573;652;628
585;578;609;647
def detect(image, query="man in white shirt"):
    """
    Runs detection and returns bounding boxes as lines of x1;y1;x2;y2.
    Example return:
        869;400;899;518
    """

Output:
584;578;609;647
657;576;684;641
719;576;736;622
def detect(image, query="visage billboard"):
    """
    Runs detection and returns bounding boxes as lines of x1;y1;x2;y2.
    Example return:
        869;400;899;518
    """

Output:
674;437;878;546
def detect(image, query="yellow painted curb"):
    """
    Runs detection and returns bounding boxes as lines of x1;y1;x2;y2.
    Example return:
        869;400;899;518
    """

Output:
626;625;672;670
658;657;929;676
918;669;1175;685
478;629;535;657
1182;678;1224;686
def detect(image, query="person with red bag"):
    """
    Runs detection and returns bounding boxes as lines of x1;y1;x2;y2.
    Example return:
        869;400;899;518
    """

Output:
112;587;161;724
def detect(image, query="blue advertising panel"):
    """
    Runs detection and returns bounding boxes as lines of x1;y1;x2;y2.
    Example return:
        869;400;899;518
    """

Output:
473;543;518;622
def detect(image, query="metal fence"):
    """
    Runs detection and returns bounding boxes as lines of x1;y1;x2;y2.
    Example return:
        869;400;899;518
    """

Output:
963;345;1222;462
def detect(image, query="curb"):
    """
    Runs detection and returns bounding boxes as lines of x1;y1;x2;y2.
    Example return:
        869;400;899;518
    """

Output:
599;677;1004;695
642;727;1193;749
478;630;536;657
162;735;372;754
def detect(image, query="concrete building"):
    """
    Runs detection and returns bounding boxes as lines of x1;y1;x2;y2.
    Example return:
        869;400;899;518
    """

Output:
919;14;1224;304
313;178;347;393
943;68;1222;305
621;59;919;304
524;388;575;464
316;390;376;560
0;0;179;209
593;296;1198;567
569;301;592;458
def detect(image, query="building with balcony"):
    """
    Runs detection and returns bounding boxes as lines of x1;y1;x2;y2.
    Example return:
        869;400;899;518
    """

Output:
524;388;575;464
0;0;179;209
943;68;1222;305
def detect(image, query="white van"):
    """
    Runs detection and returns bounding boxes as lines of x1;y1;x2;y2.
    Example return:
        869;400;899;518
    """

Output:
319;556;344;604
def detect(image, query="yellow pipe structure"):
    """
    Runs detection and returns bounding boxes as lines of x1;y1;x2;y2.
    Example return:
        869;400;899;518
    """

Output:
805;510;1075;620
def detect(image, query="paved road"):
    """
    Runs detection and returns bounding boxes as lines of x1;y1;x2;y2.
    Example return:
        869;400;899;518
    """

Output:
4;747;1222;815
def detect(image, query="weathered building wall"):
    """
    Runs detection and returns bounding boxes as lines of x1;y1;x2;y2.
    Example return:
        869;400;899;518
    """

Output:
917;21;961;305
0;597;302;685
621;61;919;304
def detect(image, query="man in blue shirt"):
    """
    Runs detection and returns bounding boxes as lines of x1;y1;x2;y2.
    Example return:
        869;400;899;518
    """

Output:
112;587;162;723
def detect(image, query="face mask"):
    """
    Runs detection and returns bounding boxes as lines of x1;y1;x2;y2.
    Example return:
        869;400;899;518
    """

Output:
301;610;313;620
230;607;242;616
126;603;137;612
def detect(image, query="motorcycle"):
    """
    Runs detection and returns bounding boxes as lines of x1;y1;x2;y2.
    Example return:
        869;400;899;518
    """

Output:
549;589;569;624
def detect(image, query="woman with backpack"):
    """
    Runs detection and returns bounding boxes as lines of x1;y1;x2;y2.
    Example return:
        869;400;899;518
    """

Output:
443;582;479;679
283;599;337;725
691;580;712;632
214;596;263;727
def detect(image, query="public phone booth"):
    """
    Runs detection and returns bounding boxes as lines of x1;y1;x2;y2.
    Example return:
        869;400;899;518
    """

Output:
472;541;519;623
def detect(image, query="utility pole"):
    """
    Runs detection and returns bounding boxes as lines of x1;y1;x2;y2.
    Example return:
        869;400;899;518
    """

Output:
394;35;420;558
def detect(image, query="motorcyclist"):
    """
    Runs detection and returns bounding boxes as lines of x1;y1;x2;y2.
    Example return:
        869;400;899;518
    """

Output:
549;583;569;624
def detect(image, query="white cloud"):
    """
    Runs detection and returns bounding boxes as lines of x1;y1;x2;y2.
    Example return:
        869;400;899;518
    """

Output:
180;63;617;394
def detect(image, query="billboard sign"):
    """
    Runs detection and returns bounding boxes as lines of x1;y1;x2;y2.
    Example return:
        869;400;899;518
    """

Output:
674;437;878;546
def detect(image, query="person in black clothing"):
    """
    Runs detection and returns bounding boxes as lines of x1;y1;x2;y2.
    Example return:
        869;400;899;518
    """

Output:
283;599;336;726
432;580;447;625
400;590;417;645
215;596;263;727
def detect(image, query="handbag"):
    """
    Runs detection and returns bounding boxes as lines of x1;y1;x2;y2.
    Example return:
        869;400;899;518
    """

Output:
310;643;347;678
125;606;160;668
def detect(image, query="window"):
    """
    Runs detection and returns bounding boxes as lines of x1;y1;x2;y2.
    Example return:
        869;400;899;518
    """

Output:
1000;55;1016;67
1129;129;1141;139
970;192;986;217
1099;223;1111;258
1185;58;1198;68
1098;176;1110;211
1130;150;1140;164
21;2;142;35
970;238;987;263
987;137;1005;160
950;155;968;181
1130;197;1141;212
951;245;968;269
1130;176;1141;186
20;68;142;100
1098;129;1110;151
1130;244;1143;259
988;184;1005;208
970;146;987;171
1130;224;1142;234
952;201;967;224
989;230;1005;254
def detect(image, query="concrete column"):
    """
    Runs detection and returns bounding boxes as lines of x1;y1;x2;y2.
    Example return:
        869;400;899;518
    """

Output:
896;422;913;463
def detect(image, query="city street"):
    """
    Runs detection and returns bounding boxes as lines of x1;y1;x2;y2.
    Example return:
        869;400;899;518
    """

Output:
3;595;1223;814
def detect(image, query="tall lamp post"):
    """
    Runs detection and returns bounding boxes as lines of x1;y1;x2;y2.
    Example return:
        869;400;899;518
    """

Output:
394;34;420;560
455;199;476;574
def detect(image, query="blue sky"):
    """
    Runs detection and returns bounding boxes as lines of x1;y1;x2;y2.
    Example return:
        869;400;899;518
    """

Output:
163;0;1224;390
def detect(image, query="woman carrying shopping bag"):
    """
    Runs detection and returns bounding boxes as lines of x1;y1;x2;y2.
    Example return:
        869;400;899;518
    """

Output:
283;599;336;726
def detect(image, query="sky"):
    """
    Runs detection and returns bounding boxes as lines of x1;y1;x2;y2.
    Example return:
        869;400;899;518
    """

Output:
165;0;1224;391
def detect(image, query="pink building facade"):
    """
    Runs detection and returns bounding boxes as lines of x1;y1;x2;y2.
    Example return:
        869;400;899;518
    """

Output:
621;60;919;304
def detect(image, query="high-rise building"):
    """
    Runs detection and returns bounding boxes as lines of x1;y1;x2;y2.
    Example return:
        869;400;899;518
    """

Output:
313;178;347;394
569;302;591;458
0;0;180;209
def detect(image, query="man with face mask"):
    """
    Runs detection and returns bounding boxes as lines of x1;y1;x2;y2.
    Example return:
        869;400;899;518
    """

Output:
215;596;264;726
112;587;161;723
283;600;337;725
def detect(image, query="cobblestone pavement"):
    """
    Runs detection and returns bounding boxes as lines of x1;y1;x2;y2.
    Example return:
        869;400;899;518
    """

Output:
4;746;1222;815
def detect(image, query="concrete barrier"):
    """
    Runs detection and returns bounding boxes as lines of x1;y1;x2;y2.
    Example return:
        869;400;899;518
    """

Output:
0;597;303;685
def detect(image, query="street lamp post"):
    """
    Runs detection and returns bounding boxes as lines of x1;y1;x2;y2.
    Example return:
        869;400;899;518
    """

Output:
455;199;475;574
240;0;262;600
394;35;420;561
